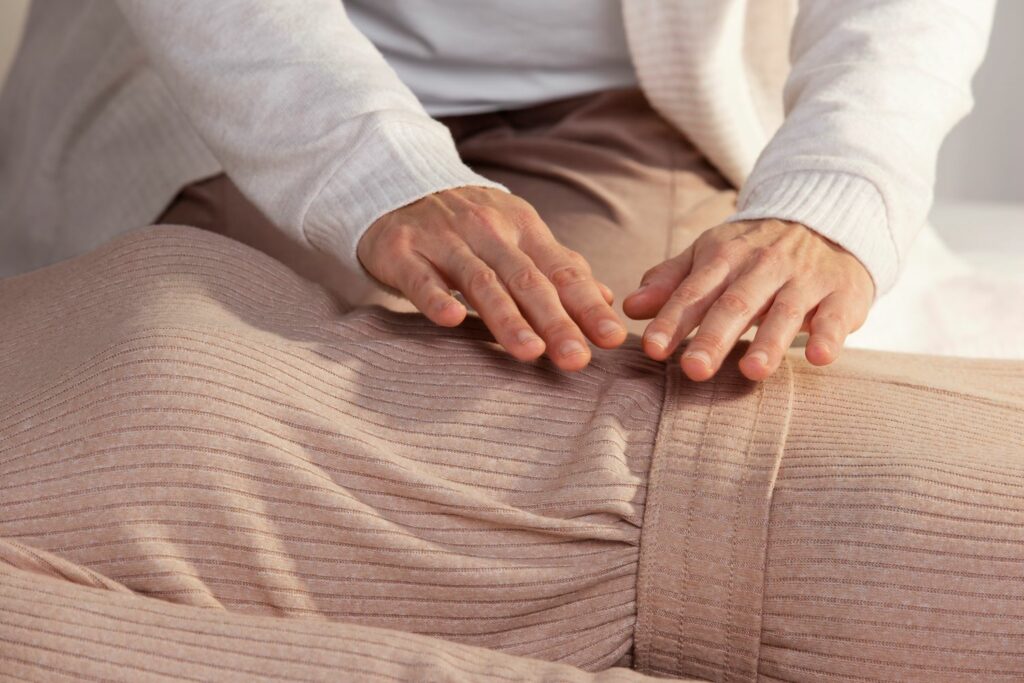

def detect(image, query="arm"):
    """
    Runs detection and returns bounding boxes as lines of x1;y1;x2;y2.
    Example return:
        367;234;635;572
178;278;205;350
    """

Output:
728;0;997;300
117;0;627;372
116;0;506;291
626;0;996;382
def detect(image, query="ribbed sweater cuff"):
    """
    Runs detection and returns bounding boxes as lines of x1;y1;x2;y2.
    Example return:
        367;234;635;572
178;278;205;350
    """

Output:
726;171;899;302
303;117;509;299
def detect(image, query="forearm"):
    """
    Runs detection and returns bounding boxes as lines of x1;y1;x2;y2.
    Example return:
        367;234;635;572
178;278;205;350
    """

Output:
728;0;996;299
116;0;505;287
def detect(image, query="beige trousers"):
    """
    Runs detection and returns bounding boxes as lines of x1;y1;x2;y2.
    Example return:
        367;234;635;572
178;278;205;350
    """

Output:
1;226;1023;682
3;89;1023;681
157;88;740;337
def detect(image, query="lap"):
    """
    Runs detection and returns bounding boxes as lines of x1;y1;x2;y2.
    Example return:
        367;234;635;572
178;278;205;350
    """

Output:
4;226;1024;680
0;226;662;670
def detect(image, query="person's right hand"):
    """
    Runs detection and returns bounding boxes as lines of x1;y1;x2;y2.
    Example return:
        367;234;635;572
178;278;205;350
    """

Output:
356;186;628;371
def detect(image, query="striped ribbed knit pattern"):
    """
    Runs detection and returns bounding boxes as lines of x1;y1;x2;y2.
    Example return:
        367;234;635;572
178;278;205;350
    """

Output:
759;352;1024;681
632;343;1024;681
2;226;1024;682
0;227;669;678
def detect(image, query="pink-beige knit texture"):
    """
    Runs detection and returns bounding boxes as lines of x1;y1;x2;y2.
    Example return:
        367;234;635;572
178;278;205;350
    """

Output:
1;227;1022;682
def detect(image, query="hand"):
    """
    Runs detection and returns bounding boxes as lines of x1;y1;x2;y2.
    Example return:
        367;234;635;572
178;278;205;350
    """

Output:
622;218;876;382
356;186;628;371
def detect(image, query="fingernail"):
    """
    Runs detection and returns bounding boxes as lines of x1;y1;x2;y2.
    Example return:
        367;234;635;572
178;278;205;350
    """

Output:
559;339;587;357
646;331;669;350
746;350;769;367
517;330;543;347
597;319;622;338
683;349;711;368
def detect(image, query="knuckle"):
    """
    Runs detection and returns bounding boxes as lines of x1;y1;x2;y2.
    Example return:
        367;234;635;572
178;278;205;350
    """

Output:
408;268;436;294
705;253;735;275
669;283;704;306
507;203;540;230
715;291;751;316
753;246;782;268
562;249;590;269
538;317;578;340
815;310;846;329
496;312;524;332
772;299;805;323
507;265;547;293
548;264;589;289
467;266;500;295
691;331;727;355
714;240;746;263
468;206;504;233
578;301;610;324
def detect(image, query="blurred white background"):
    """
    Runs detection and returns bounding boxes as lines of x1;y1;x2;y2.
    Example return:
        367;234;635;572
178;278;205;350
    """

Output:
2;0;1022;357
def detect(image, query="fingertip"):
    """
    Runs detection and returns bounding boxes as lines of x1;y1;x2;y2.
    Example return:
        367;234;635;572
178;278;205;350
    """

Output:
623;298;656;321
806;339;833;365
642;331;672;360
553;348;592;372
432;298;467;327
739;353;771;382
679;352;712;385
510;342;546;363
680;354;714;382
511;330;547;361
591;319;628;349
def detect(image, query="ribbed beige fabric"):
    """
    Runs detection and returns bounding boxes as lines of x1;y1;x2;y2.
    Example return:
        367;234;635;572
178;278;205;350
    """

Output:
2;227;1023;681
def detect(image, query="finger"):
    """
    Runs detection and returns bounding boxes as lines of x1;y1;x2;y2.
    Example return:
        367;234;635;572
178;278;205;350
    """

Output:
427;241;548;362
622;245;694;320
391;250;468;328
479;247;594;368
680;265;789;381
464;229;593;369
518;235;627;353
598;281;615;306
739;283;819;381
640;252;731;361
806;291;858;366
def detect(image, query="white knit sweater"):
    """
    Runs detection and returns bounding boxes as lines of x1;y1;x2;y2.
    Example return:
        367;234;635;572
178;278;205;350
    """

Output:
0;0;995;303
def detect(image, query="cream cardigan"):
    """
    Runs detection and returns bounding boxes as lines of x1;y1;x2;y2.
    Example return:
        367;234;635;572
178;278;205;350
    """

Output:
0;0;995;303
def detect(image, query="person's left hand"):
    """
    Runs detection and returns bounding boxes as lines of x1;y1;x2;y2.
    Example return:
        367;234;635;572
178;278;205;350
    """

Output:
622;218;876;382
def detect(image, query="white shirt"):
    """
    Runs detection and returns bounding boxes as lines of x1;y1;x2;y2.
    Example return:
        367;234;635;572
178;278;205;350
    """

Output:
343;0;638;116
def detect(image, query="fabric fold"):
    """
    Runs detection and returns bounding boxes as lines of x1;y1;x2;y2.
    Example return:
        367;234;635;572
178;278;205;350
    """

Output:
634;341;794;681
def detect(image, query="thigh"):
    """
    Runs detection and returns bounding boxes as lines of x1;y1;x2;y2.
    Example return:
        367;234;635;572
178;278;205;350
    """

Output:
631;341;1024;682
442;88;737;336
0;225;666;671
760;349;1024;681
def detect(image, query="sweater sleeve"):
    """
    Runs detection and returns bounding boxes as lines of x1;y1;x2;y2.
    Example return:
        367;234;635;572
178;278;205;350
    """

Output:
115;0;508;291
726;0;996;301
